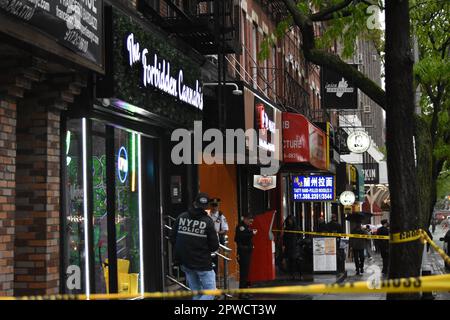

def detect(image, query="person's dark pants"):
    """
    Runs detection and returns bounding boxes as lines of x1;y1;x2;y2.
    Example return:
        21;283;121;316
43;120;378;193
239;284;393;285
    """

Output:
352;249;365;272
380;249;389;274
237;248;252;289
286;256;300;278
212;254;219;274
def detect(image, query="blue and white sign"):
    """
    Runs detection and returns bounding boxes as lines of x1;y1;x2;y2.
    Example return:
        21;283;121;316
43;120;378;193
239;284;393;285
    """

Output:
117;146;128;183
292;175;335;201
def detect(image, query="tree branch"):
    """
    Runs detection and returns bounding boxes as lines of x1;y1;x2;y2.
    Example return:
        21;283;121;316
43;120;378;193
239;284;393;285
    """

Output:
307;49;387;108
310;0;353;21
281;0;387;110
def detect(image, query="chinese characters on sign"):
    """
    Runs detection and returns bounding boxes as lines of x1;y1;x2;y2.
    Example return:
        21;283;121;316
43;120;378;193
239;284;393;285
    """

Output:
292;175;335;201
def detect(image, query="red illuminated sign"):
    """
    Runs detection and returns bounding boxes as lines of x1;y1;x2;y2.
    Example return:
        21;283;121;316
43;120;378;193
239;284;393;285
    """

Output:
282;112;327;170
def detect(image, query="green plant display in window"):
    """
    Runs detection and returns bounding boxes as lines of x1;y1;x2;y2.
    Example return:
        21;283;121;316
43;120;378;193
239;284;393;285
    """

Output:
93;155;107;265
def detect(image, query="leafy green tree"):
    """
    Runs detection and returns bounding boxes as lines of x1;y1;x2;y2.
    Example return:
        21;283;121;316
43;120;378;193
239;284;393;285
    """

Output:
272;1;439;296
411;0;450;228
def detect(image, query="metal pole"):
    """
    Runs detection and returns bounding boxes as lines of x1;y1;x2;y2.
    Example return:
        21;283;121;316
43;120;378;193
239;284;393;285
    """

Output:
223;254;228;300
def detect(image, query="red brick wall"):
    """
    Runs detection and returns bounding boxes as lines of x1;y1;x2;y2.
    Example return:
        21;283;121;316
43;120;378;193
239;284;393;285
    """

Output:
0;98;16;296
15;104;60;296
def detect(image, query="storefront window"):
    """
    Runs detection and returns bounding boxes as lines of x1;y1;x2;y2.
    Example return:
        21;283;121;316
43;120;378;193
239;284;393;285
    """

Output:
115;128;141;293
63;119;86;294
63;120;143;294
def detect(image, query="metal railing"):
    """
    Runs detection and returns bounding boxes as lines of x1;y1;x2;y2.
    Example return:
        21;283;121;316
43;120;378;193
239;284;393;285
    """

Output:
213;241;233;299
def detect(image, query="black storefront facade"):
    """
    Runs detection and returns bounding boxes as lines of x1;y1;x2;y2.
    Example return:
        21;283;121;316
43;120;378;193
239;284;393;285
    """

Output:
60;4;206;296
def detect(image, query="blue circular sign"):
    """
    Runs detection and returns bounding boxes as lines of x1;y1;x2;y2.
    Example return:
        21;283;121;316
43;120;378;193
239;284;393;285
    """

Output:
117;146;128;183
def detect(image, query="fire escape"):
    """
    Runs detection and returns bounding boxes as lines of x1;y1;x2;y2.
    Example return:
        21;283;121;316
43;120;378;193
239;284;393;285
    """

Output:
139;0;239;130
138;0;239;55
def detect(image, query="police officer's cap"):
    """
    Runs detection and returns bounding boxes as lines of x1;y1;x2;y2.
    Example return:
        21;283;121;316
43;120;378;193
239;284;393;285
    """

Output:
194;193;210;208
210;198;221;205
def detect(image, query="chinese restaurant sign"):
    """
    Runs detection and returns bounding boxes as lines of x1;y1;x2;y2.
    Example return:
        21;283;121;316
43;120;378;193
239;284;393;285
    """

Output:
292;175;335;201
0;0;104;69
282;113;327;170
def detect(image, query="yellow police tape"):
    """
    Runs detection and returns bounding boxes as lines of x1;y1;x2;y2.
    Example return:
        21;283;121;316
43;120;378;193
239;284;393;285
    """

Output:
0;230;448;301
420;230;450;266
272;229;389;240
1;273;449;300
390;230;422;244
273;228;425;244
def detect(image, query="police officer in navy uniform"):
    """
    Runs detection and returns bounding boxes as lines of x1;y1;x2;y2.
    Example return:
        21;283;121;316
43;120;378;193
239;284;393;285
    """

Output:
234;214;257;299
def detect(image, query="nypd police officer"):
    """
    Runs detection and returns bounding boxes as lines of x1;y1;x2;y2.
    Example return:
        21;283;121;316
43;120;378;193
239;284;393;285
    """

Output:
234;214;257;299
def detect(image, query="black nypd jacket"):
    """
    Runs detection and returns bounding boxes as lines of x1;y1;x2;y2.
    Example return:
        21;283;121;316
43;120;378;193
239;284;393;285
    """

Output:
170;207;219;271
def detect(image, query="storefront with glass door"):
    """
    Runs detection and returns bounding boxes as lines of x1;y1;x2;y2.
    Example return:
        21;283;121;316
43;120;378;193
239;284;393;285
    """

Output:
60;3;204;296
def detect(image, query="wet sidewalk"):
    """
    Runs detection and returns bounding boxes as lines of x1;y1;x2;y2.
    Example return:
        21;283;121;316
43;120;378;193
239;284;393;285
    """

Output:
229;247;449;300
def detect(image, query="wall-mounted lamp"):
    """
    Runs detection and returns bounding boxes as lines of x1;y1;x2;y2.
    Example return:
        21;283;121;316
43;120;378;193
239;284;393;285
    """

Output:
203;82;243;96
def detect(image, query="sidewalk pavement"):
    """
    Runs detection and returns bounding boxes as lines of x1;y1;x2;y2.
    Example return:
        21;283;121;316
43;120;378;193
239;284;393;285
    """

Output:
228;247;449;300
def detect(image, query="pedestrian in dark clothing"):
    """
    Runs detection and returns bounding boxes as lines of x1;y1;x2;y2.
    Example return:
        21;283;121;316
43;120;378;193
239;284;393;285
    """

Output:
327;214;344;272
327;214;343;233
350;224;366;275
317;217;328;233
426;229;433;252
377;219;390;275
441;230;450;270
283;215;301;280
235;214;257;299
327;214;343;246
170;193;219;300
364;225;373;260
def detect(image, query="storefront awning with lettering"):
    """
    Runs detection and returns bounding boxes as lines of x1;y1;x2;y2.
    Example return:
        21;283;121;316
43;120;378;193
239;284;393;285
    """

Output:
282;112;329;171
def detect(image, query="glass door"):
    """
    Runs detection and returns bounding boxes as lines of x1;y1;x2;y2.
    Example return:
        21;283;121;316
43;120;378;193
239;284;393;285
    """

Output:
63;119;144;295
114;128;143;294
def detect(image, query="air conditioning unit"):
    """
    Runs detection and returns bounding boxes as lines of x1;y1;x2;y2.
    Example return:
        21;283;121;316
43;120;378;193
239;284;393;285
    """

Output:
358;53;363;63
372;54;378;62
363;105;371;113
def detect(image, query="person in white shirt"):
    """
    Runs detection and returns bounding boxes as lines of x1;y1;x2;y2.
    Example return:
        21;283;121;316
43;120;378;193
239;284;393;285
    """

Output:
209;198;229;245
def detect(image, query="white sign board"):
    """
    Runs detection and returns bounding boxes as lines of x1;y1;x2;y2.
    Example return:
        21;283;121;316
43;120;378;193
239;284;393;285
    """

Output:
340;191;356;206
347;131;371;153
313;237;337;272
253;175;277;191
